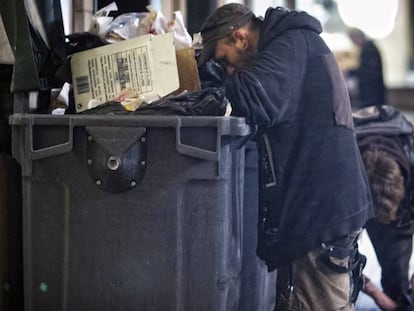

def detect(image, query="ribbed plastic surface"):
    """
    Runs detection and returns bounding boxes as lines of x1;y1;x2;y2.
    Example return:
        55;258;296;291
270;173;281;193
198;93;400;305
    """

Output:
10;114;251;311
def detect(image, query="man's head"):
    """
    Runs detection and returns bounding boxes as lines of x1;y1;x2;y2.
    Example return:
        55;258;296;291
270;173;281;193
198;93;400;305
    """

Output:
347;28;367;47
361;148;405;224
200;3;260;75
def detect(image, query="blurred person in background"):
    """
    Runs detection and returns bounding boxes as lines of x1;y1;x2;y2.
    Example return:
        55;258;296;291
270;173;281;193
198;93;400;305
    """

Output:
354;105;414;310
200;3;373;310
361;274;414;311
346;28;386;110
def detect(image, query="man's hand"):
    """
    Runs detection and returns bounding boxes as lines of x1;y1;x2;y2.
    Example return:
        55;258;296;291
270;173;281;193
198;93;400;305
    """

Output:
362;275;398;311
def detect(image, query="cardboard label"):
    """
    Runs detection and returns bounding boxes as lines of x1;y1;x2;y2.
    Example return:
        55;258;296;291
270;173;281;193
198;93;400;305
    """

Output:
71;32;179;112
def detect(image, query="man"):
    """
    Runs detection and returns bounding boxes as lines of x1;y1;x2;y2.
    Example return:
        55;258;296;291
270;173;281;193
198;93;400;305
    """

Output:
354;105;414;310
363;274;414;311
200;4;373;310
347;28;385;109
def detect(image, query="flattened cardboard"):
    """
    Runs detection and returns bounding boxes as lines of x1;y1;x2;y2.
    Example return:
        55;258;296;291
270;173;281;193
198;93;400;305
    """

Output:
71;32;179;112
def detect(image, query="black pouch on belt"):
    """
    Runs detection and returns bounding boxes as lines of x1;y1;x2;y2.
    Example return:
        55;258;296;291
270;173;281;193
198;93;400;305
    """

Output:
319;231;366;303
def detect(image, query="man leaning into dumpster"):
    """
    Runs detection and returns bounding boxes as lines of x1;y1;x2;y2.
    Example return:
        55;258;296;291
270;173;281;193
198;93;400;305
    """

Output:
199;3;374;310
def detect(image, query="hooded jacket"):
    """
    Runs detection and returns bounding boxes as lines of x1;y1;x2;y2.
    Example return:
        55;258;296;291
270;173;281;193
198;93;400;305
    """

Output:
225;7;373;269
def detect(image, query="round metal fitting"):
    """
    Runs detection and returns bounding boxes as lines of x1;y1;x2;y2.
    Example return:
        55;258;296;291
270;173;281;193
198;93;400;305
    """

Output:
107;156;121;171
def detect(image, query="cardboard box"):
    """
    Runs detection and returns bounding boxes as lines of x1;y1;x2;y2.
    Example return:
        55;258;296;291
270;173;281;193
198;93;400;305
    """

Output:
173;47;201;95
71;32;179;112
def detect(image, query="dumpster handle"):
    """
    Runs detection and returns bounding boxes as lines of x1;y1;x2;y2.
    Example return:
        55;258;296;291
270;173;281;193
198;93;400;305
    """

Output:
28;118;74;160
175;118;221;162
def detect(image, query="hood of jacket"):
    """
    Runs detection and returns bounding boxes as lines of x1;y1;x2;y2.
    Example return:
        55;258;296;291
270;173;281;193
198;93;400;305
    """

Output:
258;7;322;50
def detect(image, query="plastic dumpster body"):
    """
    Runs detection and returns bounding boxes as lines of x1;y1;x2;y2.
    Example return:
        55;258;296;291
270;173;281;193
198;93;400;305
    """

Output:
10;114;250;311
1;55;24;311
239;141;277;311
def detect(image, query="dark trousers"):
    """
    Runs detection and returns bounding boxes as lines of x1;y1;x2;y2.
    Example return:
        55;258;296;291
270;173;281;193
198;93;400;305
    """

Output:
365;218;413;303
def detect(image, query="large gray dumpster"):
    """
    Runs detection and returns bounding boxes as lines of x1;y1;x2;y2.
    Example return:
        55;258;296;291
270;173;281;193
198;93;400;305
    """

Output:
10;114;251;311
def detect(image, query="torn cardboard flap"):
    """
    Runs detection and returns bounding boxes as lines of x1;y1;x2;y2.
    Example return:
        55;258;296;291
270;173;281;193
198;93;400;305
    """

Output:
173;47;201;95
71;32;179;112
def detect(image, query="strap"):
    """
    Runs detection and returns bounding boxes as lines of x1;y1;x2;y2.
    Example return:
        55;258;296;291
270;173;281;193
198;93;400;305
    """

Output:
353;105;413;136
320;240;366;274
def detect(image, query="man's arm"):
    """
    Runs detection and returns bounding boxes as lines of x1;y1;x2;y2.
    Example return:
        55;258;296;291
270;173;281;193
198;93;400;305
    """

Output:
362;275;397;310
224;30;307;128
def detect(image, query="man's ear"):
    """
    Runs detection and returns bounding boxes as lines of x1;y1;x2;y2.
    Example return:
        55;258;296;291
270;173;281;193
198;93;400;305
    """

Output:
232;28;248;48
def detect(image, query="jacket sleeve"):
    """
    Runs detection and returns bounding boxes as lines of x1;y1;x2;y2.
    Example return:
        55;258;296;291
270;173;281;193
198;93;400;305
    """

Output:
224;30;308;128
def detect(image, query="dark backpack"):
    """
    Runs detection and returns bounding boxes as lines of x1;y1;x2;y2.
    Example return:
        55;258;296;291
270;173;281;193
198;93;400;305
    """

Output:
353;105;414;234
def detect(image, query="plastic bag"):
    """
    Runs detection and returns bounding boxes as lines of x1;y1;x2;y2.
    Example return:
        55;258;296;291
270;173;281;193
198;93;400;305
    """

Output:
133;87;227;116
103;12;152;42
171;11;192;49
65;32;108;55
80;88;227;116
79;101;129;115
89;2;118;37
90;4;192;49
198;59;226;89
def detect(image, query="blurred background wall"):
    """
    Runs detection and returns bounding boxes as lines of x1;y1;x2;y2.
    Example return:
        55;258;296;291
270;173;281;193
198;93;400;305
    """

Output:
65;0;414;108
